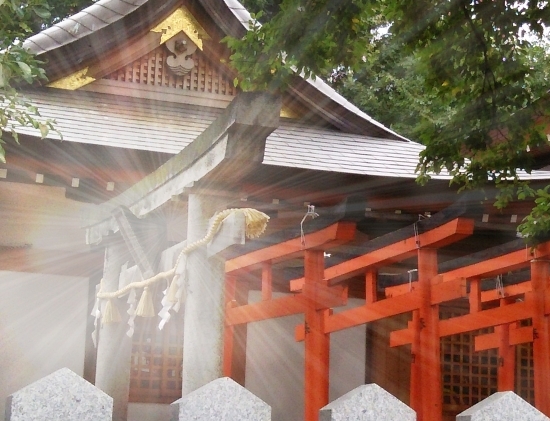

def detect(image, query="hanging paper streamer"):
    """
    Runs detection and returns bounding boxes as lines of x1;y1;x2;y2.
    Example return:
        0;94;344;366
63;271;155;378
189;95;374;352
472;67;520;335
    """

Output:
126;288;137;337
91;283;102;347
158;254;187;329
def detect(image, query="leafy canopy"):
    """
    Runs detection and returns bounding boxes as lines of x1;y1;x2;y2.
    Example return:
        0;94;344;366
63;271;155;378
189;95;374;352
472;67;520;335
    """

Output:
227;0;550;243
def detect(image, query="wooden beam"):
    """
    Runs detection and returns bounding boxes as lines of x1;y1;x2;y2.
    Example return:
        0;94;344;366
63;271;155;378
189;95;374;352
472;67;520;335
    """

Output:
474;325;533;351
385;277;467;304
291;218;473;291
324;290;423;334
226;221;355;274
480;281;532;302
225;294;306;326
391;301;532;346
438;241;550;282
439;301;530;337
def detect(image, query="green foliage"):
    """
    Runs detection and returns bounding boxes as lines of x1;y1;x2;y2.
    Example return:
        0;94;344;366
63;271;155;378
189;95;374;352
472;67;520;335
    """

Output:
0;0;91;161
227;0;550;243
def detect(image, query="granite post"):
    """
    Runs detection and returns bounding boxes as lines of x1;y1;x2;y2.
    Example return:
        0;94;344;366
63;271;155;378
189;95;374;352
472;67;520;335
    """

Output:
95;240;132;421
5;368;112;421
171;377;270;420
456;391;550;421
181;194;226;395
319;383;416;421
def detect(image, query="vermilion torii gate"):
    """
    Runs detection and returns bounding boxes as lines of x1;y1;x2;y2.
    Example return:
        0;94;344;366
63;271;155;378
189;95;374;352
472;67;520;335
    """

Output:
222;211;550;421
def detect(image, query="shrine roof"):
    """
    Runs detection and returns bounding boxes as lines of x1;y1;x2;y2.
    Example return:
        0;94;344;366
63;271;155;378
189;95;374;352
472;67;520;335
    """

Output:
22;0;407;140
17;89;429;179
23;0;149;55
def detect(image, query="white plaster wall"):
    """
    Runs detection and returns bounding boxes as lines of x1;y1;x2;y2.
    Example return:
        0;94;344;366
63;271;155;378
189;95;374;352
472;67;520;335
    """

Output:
245;292;366;421
0;182;90;252
0;271;89;421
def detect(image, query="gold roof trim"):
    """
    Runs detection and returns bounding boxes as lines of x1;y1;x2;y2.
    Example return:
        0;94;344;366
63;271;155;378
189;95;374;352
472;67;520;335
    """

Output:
46;67;95;90
150;6;211;49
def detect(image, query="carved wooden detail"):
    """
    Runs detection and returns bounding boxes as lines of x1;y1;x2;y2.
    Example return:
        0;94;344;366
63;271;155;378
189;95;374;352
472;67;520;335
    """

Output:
103;44;237;96
165;33;197;76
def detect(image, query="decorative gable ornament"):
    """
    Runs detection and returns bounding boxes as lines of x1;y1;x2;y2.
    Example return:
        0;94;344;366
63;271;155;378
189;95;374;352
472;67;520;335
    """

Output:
165;33;197;76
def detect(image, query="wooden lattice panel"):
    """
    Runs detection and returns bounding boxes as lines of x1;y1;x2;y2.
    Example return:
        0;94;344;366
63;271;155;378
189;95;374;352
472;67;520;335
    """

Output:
104;45;237;96
129;316;183;403
441;306;535;417
441;307;498;415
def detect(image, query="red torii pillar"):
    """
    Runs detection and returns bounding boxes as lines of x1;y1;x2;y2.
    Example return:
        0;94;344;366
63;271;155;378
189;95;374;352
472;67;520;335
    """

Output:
413;248;442;421
303;249;330;421
530;258;550;414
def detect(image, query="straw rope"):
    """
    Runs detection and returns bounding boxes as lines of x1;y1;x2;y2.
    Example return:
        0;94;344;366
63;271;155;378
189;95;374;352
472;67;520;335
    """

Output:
96;207;269;305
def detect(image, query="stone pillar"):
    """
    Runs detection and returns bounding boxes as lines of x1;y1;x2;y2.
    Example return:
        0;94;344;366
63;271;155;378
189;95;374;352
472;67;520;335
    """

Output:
95;239;132;421
182;193;225;395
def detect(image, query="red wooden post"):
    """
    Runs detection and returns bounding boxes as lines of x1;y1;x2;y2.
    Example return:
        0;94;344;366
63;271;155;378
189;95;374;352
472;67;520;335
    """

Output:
262;261;273;301
530;258;550;415
409;310;421;418
223;275;237;378
496;299;515;391
365;270;377;305
418;248;441;421
469;277;481;313
304;249;329;421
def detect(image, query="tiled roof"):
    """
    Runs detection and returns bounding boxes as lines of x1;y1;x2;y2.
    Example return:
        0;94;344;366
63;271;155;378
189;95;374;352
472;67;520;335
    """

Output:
18;89;550;181
14;89;436;179
16;89;222;153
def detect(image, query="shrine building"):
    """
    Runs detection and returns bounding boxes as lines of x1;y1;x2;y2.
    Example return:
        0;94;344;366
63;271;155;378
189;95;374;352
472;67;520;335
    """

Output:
1;1;550;420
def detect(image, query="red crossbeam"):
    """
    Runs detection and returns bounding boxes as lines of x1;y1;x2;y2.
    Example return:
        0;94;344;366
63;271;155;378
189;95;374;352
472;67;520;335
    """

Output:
290;218;474;291
225;221;355;274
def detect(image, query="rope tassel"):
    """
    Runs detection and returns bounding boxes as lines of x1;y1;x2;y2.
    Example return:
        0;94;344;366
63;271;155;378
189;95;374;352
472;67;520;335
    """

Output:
135;286;155;317
102;299;121;324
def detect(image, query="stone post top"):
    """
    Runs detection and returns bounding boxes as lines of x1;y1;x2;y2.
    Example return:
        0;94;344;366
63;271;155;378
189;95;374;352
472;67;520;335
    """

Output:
320;383;415;421
6;368;113;421
172;377;271;420
456;391;550;421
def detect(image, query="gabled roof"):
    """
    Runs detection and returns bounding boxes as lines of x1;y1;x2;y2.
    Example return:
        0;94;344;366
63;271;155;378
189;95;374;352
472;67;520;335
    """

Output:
22;0;409;139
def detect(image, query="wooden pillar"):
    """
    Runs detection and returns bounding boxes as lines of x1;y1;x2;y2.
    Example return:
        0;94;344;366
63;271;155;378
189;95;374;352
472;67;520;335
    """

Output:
223;275;237;378
262;262;273;301
417;248;441;421
95;239;132;421
496;299;515;391
409;310;421;417
181;193;225;395
530;258;550;415
304;249;329;421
